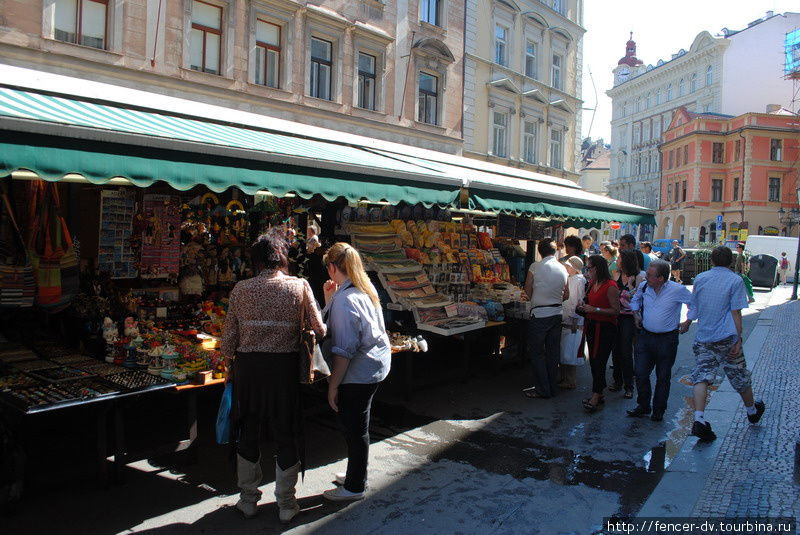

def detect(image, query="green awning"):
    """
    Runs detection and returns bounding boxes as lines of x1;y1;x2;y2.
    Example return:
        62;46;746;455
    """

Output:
471;191;656;225
0;136;461;207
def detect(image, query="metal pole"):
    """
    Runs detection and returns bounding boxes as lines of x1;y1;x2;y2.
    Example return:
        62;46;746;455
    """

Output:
792;230;800;300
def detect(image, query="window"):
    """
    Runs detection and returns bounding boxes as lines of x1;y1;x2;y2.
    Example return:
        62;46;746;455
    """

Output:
690;73;697;92
712;179;723;202
643;152;650;173
417;72;438;125
309;37;333;100
495;25;508;66
549;129;563;169
491;111;508;157
683;145;689;165
551;54;562;90
523;121;538;163
674;182;680;203
734;139;741;161
190;1;222;75
733;177;739;201
255;19;280;88
645;93;651;109
55;0;108;49
712;142;724;163
769;177;781;202
668;150;674;169
622;101;628;117
676;147;682;167
635;97;641;113
655;89;661;106
682;180;687;202
357;52;377;110
525;41;537;78
667;83;672;101
667;184;672;204
420;0;440;26
706;65;713;86
653;153;660;172
770;139;782;161
679;78;685;96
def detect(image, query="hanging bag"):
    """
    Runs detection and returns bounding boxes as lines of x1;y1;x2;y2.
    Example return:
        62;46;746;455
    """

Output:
28;182;79;312
0;185;35;308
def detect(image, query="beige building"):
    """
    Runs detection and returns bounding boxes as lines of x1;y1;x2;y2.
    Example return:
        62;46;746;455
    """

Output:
0;0;465;154
579;140;610;196
463;0;585;181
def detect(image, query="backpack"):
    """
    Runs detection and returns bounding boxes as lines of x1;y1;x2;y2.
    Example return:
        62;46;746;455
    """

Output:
780;257;789;270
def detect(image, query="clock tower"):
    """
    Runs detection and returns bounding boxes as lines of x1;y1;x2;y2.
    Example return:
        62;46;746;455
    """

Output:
613;33;643;87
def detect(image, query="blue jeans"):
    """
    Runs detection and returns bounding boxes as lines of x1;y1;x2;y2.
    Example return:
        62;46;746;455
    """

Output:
527;314;562;397
634;330;679;413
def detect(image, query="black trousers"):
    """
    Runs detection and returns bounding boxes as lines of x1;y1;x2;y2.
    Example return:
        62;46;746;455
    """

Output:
338;382;379;493
634;330;680;413
585;320;617;394
612;315;636;390
527;314;562;397
234;352;300;470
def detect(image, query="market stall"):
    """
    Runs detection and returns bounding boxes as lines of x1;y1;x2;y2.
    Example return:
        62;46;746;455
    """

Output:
0;74;656;491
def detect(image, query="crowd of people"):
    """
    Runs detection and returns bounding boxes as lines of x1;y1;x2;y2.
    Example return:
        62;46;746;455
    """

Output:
522;234;765;435
215;229;767;524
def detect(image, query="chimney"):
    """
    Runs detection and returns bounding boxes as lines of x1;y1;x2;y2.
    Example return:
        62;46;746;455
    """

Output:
766;104;781;113
766;10;774;18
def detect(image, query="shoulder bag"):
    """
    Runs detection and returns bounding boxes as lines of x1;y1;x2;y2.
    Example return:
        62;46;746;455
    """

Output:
298;282;330;384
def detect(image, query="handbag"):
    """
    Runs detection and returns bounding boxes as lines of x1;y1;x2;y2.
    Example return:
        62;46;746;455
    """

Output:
298;283;330;384
27;182;79;312
0;186;35;308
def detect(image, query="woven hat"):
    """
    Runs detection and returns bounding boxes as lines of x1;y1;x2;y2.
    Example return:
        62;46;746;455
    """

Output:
564;256;584;271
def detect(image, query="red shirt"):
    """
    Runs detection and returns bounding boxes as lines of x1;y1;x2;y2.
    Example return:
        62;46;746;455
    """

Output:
586;279;618;324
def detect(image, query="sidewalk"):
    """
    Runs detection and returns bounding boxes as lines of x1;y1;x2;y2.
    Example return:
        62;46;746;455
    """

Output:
638;284;800;519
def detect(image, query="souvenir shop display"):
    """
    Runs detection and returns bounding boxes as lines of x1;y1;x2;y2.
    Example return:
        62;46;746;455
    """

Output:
139;194;181;279
98;190;138;279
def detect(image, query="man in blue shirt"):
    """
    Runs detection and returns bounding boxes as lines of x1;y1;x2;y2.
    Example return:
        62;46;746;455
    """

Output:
683;246;765;441
627;259;694;421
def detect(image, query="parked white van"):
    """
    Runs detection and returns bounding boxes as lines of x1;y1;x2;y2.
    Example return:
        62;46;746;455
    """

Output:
743;235;798;282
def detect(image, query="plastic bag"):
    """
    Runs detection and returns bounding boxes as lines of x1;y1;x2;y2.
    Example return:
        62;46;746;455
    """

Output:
216;382;232;445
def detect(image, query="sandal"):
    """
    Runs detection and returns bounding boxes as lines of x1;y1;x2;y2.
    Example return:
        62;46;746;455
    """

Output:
582;399;601;412
624;389;634;399
523;387;548;399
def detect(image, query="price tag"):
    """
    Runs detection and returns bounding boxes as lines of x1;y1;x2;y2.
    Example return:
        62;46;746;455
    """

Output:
415;273;429;283
423;286;435;295
445;304;458;317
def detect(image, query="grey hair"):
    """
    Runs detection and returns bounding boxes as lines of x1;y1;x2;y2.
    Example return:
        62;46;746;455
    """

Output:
650;259;671;280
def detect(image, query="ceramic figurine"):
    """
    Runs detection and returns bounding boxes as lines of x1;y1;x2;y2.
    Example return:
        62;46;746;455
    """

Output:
123;317;140;338
102;317;119;345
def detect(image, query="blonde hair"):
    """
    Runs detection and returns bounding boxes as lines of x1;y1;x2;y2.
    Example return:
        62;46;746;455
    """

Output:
323;242;380;308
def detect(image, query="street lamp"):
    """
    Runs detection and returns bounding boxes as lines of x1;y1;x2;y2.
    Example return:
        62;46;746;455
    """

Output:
778;206;800;234
792;186;800;300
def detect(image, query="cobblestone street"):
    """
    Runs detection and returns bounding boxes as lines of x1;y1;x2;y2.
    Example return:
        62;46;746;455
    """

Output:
692;299;800;519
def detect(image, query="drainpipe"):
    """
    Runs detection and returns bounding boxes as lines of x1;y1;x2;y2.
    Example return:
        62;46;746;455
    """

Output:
738;131;746;237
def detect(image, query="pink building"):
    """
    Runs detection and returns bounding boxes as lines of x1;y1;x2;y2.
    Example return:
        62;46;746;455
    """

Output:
658;106;800;245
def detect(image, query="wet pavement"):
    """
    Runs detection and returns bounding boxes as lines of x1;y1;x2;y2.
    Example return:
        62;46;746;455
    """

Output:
1;285;783;534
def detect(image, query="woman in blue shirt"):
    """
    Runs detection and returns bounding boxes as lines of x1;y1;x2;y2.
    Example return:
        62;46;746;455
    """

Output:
321;242;391;501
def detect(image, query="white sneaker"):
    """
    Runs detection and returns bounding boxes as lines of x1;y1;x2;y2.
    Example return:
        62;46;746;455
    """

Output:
323;486;365;502
334;472;369;489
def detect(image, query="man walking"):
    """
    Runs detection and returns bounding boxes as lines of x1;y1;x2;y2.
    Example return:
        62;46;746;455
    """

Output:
627;260;693;421
683;246;765;441
523;239;569;399
668;240;686;283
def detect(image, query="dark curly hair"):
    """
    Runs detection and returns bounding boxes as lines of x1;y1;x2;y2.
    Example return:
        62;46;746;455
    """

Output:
563;235;584;255
250;230;288;272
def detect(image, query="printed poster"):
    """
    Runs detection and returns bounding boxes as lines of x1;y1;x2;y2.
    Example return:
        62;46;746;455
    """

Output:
140;194;181;279
98;190;138;279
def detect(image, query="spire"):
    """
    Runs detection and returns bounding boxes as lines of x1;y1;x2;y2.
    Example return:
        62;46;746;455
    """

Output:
618;32;643;67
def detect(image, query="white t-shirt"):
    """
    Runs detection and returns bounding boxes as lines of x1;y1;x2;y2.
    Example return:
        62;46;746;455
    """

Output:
529;256;569;318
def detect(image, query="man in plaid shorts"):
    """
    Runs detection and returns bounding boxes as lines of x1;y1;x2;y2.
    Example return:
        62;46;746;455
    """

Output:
682;246;765;441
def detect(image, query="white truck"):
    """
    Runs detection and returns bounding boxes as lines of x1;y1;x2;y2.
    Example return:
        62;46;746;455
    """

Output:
743;235;798;283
